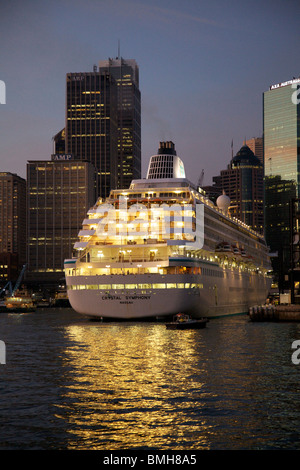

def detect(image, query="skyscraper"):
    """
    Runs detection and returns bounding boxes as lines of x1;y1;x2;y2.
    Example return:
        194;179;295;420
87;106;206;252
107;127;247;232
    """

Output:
98;57;141;189
65;70;118;199
246;137;263;165
26;158;96;286
63;57;141;198
263;77;300;279
53;128;66;155
207;145;264;233
0;172;26;270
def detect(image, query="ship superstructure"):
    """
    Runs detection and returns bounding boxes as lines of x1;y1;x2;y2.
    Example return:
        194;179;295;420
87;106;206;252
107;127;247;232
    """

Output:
64;142;272;319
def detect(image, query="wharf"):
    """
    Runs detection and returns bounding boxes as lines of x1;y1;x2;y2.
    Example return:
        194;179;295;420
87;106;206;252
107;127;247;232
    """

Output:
249;304;300;322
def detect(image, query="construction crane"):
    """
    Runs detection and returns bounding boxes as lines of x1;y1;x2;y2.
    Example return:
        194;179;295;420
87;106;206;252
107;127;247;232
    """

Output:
0;264;27;297
0;281;13;298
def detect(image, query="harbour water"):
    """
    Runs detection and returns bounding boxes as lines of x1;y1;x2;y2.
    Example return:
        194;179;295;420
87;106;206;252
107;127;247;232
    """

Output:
0;308;300;451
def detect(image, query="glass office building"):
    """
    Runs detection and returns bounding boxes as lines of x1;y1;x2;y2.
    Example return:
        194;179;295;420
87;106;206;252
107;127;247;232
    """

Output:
0;172;26;270
210;144;264;234
65;71;118;200
63;57;141;200
26;159;96;285
263;77;300;280
98;58;141;189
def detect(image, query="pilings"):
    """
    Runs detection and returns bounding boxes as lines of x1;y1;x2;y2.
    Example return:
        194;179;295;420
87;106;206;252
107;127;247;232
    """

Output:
249;304;300;322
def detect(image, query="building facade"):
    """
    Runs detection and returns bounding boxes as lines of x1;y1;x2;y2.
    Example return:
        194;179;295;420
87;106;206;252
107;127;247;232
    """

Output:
52;128;66;155
0;252;18;285
246;137;263;165
0;172;26;272
26;158;96;285
207;144;264;234
263;77;300;280
98;58;141;189
65;70;118;200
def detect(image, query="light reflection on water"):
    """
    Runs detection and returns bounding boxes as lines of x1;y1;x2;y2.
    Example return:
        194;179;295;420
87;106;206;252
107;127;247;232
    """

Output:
1;309;300;450
58;322;211;450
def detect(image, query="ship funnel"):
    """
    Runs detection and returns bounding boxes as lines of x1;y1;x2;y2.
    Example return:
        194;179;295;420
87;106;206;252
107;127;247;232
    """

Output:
158;141;177;155
146;142;186;179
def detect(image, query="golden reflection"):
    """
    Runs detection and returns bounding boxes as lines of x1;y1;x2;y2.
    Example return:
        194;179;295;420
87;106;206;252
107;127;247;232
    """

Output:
55;322;212;449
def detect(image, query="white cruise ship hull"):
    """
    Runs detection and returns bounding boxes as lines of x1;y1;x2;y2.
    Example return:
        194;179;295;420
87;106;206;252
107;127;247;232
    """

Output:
66;271;271;320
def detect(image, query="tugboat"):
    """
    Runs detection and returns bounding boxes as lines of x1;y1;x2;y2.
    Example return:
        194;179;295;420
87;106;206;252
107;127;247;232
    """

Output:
166;313;207;330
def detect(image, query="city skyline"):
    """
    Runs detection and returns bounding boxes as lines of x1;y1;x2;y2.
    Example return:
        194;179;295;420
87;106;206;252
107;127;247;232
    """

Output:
0;0;298;187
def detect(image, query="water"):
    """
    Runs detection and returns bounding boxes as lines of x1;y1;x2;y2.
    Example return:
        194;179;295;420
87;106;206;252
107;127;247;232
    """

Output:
0;308;300;450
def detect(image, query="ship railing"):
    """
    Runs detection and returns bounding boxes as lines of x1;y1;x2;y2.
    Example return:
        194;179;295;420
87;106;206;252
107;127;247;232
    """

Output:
79;256;168;264
92;239;168;246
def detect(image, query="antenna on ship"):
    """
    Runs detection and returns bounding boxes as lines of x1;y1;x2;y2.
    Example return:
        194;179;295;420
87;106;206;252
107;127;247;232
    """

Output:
117;39;120;59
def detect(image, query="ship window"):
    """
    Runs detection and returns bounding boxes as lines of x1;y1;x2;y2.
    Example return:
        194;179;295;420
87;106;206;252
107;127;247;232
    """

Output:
138;283;152;289
177;283;184;288
86;285;98;289
167;283;177;288
112;284;124;289
98;284;111;289
185;283;190;288
125;284;137;289
152;283;166;289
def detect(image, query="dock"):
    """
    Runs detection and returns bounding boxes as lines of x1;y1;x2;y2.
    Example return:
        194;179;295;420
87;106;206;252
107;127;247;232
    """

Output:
249;304;300;322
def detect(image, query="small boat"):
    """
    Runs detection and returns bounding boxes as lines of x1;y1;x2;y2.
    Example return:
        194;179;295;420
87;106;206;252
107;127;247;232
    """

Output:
52;290;71;308
4;289;36;313
166;313;207;330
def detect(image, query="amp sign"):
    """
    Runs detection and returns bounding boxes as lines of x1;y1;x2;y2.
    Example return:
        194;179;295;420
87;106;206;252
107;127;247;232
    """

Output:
51;154;73;161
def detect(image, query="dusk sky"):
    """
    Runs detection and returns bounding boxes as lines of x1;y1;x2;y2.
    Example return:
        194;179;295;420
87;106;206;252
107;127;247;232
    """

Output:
0;0;298;186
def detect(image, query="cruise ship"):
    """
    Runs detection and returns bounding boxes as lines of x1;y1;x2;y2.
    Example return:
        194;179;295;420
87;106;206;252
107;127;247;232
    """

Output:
64;141;272;319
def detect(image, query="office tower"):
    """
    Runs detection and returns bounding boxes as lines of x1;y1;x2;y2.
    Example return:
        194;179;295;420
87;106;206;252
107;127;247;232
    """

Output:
65;70;118;199
263;77;300;281
98;57;141;189
246;137;263;165
0;252;18;284
207;144;264;233
26;158;96;285
0;172;26;271
53;128;66;155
